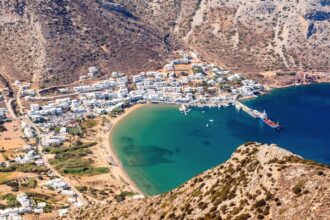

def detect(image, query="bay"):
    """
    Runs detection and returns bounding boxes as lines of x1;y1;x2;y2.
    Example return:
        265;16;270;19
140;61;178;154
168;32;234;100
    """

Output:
111;83;330;195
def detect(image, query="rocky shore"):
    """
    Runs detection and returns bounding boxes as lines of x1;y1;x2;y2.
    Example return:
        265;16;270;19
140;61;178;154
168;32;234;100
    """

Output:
67;142;330;220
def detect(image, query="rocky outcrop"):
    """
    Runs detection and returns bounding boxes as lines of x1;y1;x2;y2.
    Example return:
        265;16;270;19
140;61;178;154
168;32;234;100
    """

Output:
305;11;330;21
96;0;137;19
67;142;330;219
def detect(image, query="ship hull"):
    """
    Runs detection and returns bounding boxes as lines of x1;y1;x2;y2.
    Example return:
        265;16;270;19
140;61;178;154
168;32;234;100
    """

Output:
262;118;281;130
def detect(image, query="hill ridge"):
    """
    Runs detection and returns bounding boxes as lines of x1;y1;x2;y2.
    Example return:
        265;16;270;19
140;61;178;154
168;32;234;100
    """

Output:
67;142;330;220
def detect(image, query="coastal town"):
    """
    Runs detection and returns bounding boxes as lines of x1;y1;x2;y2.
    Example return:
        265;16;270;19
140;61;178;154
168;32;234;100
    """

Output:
1;0;330;218
0;52;284;219
25;53;264;127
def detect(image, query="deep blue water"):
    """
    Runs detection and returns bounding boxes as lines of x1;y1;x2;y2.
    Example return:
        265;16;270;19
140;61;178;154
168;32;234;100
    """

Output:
112;83;330;195
244;83;330;164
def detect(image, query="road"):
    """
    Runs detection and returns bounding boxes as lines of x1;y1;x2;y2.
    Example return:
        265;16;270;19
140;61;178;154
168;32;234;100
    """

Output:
32;93;79;101
11;88;101;206
4;87;25;120
24;117;89;206
16;87;24;115
1;76;108;207
5;98;17;119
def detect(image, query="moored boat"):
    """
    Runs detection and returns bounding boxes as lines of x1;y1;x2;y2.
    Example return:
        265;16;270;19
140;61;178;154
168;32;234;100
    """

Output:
179;104;187;112
263;118;281;131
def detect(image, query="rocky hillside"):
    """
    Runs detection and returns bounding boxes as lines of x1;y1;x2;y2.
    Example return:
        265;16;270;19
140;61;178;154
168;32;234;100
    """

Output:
1;0;329;86
118;0;330;76
68;142;330;220
0;0;174;86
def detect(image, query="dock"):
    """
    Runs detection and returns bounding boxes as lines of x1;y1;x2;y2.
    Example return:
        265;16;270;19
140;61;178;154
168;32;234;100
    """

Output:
234;101;281;130
234;101;265;119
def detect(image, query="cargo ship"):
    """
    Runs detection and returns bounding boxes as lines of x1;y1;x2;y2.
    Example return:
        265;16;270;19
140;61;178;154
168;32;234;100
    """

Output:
234;102;282;131
261;110;281;131
263;118;281;130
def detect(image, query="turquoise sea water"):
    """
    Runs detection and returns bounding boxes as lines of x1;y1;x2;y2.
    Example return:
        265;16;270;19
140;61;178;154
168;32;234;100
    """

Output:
111;83;330;195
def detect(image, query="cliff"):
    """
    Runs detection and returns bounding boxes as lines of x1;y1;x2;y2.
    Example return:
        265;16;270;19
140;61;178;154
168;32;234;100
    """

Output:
67;142;330;219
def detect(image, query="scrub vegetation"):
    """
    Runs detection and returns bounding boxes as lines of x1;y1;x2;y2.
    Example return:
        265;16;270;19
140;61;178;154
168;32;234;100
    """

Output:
69;143;330;220
46;141;109;175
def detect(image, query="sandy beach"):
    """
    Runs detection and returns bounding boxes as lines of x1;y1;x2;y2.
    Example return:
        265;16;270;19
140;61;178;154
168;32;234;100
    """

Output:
104;104;146;195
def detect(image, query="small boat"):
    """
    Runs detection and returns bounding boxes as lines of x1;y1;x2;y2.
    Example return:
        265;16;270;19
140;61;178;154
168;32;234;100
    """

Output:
206;124;209;127
209;119;214;122
179;104;191;115
179;104;187;112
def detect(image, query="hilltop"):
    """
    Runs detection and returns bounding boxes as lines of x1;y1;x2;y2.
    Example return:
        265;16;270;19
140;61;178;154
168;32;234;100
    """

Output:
68;142;330;219
1;0;329;87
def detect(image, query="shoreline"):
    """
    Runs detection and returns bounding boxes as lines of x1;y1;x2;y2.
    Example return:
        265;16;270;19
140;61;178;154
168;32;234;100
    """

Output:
103;81;330;197
265;79;330;91
105;103;147;196
242;81;330;101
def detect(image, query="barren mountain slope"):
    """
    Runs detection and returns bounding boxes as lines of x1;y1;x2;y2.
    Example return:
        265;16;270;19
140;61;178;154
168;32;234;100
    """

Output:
1;0;329;86
118;0;330;76
68;142;330;220
185;0;330;75
0;0;173;86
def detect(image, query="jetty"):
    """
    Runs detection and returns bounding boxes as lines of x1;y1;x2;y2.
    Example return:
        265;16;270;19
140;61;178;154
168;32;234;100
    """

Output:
234;101;281;130
234;101;265;119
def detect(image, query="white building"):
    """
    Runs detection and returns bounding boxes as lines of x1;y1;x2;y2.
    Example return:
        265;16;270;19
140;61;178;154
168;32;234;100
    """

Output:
87;66;99;78
41;135;66;147
58;88;69;93
24;127;35;139
132;75;144;83
30;104;40;111
16;193;30;208
21;89;36;97
164;62;175;71
45;178;70;190
116;77;128;84
58;209;68;217
228;73;242;81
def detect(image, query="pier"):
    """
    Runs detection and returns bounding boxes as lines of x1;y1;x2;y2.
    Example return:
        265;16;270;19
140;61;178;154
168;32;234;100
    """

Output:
174;100;280;130
234;101;265;119
234;101;281;130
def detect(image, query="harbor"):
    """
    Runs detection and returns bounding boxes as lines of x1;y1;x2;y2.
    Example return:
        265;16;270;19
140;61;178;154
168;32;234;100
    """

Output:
234;101;281;130
179;101;282;131
111;84;330;195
